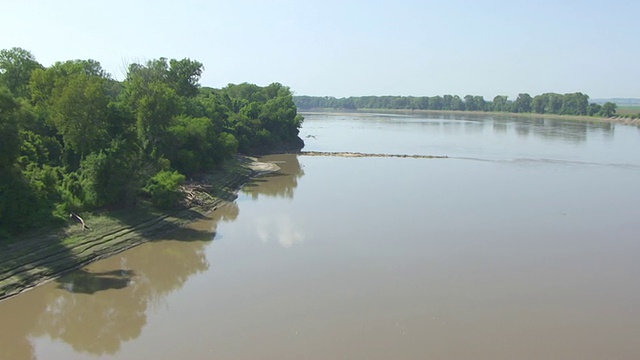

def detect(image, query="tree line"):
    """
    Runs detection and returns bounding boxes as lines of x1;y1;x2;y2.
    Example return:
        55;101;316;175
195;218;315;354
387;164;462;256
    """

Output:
0;47;303;238
294;93;617;118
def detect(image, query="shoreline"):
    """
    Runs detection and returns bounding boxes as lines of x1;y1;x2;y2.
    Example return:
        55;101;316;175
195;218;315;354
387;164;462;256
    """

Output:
0;156;279;302
300;108;640;125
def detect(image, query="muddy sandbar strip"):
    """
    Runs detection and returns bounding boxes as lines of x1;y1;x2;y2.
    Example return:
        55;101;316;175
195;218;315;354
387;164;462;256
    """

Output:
298;151;448;159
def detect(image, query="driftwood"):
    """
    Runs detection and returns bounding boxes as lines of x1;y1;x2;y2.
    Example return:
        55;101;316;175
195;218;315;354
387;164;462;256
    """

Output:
70;213;91;231
180;183;217;207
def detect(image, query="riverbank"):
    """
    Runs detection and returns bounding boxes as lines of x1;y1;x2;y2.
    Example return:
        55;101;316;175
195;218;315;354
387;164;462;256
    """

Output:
300;108;640;125
0;156;279;301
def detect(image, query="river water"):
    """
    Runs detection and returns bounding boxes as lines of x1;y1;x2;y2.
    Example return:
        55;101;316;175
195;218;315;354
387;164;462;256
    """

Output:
1;112;639;359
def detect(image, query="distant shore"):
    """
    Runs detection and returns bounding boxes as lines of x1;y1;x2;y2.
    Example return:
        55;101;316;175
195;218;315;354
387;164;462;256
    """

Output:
300;108;640;125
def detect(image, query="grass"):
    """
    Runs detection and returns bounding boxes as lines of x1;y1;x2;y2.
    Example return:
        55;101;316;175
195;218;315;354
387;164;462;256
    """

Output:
616;106;640;118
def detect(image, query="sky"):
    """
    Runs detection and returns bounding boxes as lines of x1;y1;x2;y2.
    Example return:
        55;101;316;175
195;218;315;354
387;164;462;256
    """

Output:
1;0;638;99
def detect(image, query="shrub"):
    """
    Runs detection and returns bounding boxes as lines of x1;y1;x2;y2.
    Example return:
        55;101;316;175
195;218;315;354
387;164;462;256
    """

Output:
143;170;185;209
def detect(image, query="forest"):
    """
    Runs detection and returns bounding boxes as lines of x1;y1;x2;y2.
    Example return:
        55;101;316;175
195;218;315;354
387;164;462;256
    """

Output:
294;93;618;118
0;47;303;239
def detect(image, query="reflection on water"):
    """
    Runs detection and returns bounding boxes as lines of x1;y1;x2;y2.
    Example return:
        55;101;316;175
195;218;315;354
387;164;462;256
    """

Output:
57;269;135;294
241;153;304;199
1;113;639;359
300;112;621;165
240;154;305;248
491;116;615;143
0;285;44;359
303;112;616;142
254;214;304;248
0;203;238;359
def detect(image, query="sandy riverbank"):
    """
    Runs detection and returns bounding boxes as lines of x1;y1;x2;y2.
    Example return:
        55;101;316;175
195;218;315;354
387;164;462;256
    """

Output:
0;156;280;301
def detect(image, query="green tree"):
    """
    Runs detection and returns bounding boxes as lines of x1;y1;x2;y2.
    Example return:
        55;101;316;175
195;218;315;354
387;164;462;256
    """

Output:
76;138;141;208
531;95;546;114
50;74;111;157
474;96;486;111
464;95;477;111
124;58;203;152
144;170;185;209
442;95;453;110
513;93;532;113
430;96;443;110
167;58;204;97
0;47;43;98
545;93;563;114
463;95;486;111
0;87;59;235
598;102;617;117
560;92;589;115
134;81;180;150
162;115;222;175
587;103;602;116
0;87;22;168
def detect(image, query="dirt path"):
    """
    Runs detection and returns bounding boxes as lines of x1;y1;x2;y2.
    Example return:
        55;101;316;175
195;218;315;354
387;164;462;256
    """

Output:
0;157;279;301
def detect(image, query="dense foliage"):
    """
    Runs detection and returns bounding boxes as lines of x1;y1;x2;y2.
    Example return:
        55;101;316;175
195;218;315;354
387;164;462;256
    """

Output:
295;93;618;118
0;47;303;238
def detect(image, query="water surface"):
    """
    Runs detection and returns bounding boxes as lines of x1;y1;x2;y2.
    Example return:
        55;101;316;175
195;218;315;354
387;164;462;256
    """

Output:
1;112;639;359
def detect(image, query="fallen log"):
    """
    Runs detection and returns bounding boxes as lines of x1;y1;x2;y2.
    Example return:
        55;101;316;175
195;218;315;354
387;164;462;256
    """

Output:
70;213;91;231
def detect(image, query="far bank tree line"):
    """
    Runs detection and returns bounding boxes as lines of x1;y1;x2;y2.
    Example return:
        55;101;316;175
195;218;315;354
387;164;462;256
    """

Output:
0;47;303;238
294;93;618;118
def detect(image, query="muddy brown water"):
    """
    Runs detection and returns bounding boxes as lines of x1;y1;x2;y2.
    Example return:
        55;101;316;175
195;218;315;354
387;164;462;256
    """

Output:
1;113;640;359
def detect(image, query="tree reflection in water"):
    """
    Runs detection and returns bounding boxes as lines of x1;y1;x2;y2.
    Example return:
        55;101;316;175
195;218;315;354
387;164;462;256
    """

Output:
0;202;239;358
0;159;285;357
242;154;304;199
492;116;614;143
0;287;45;360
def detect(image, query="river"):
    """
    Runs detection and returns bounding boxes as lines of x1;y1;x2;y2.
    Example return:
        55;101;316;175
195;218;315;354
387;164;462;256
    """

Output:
1;112;639;359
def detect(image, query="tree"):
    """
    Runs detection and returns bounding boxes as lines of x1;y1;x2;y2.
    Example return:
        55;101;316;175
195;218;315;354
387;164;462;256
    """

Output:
167;58;204;97
464;95;485;111
29;59;110;117
124;58;205;152
442;95;454;110
144;170;185;209
545;93;563;114
126;57;203;99
474;96;486;111
430;96;443;110
531;95;546;114
0;87;21;168
560;92;589;115
2;50;309;238
0;87;58;235
513;93;532;113
162;115;222;175
587;103;602;116
135;81;180;151
0;47;42;98
50;74;111;157
464;95;477;111
599;102;617;117
72;137;140;208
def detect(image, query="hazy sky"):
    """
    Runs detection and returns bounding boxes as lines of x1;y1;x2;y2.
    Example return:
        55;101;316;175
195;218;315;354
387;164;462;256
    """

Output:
2;0;638;99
